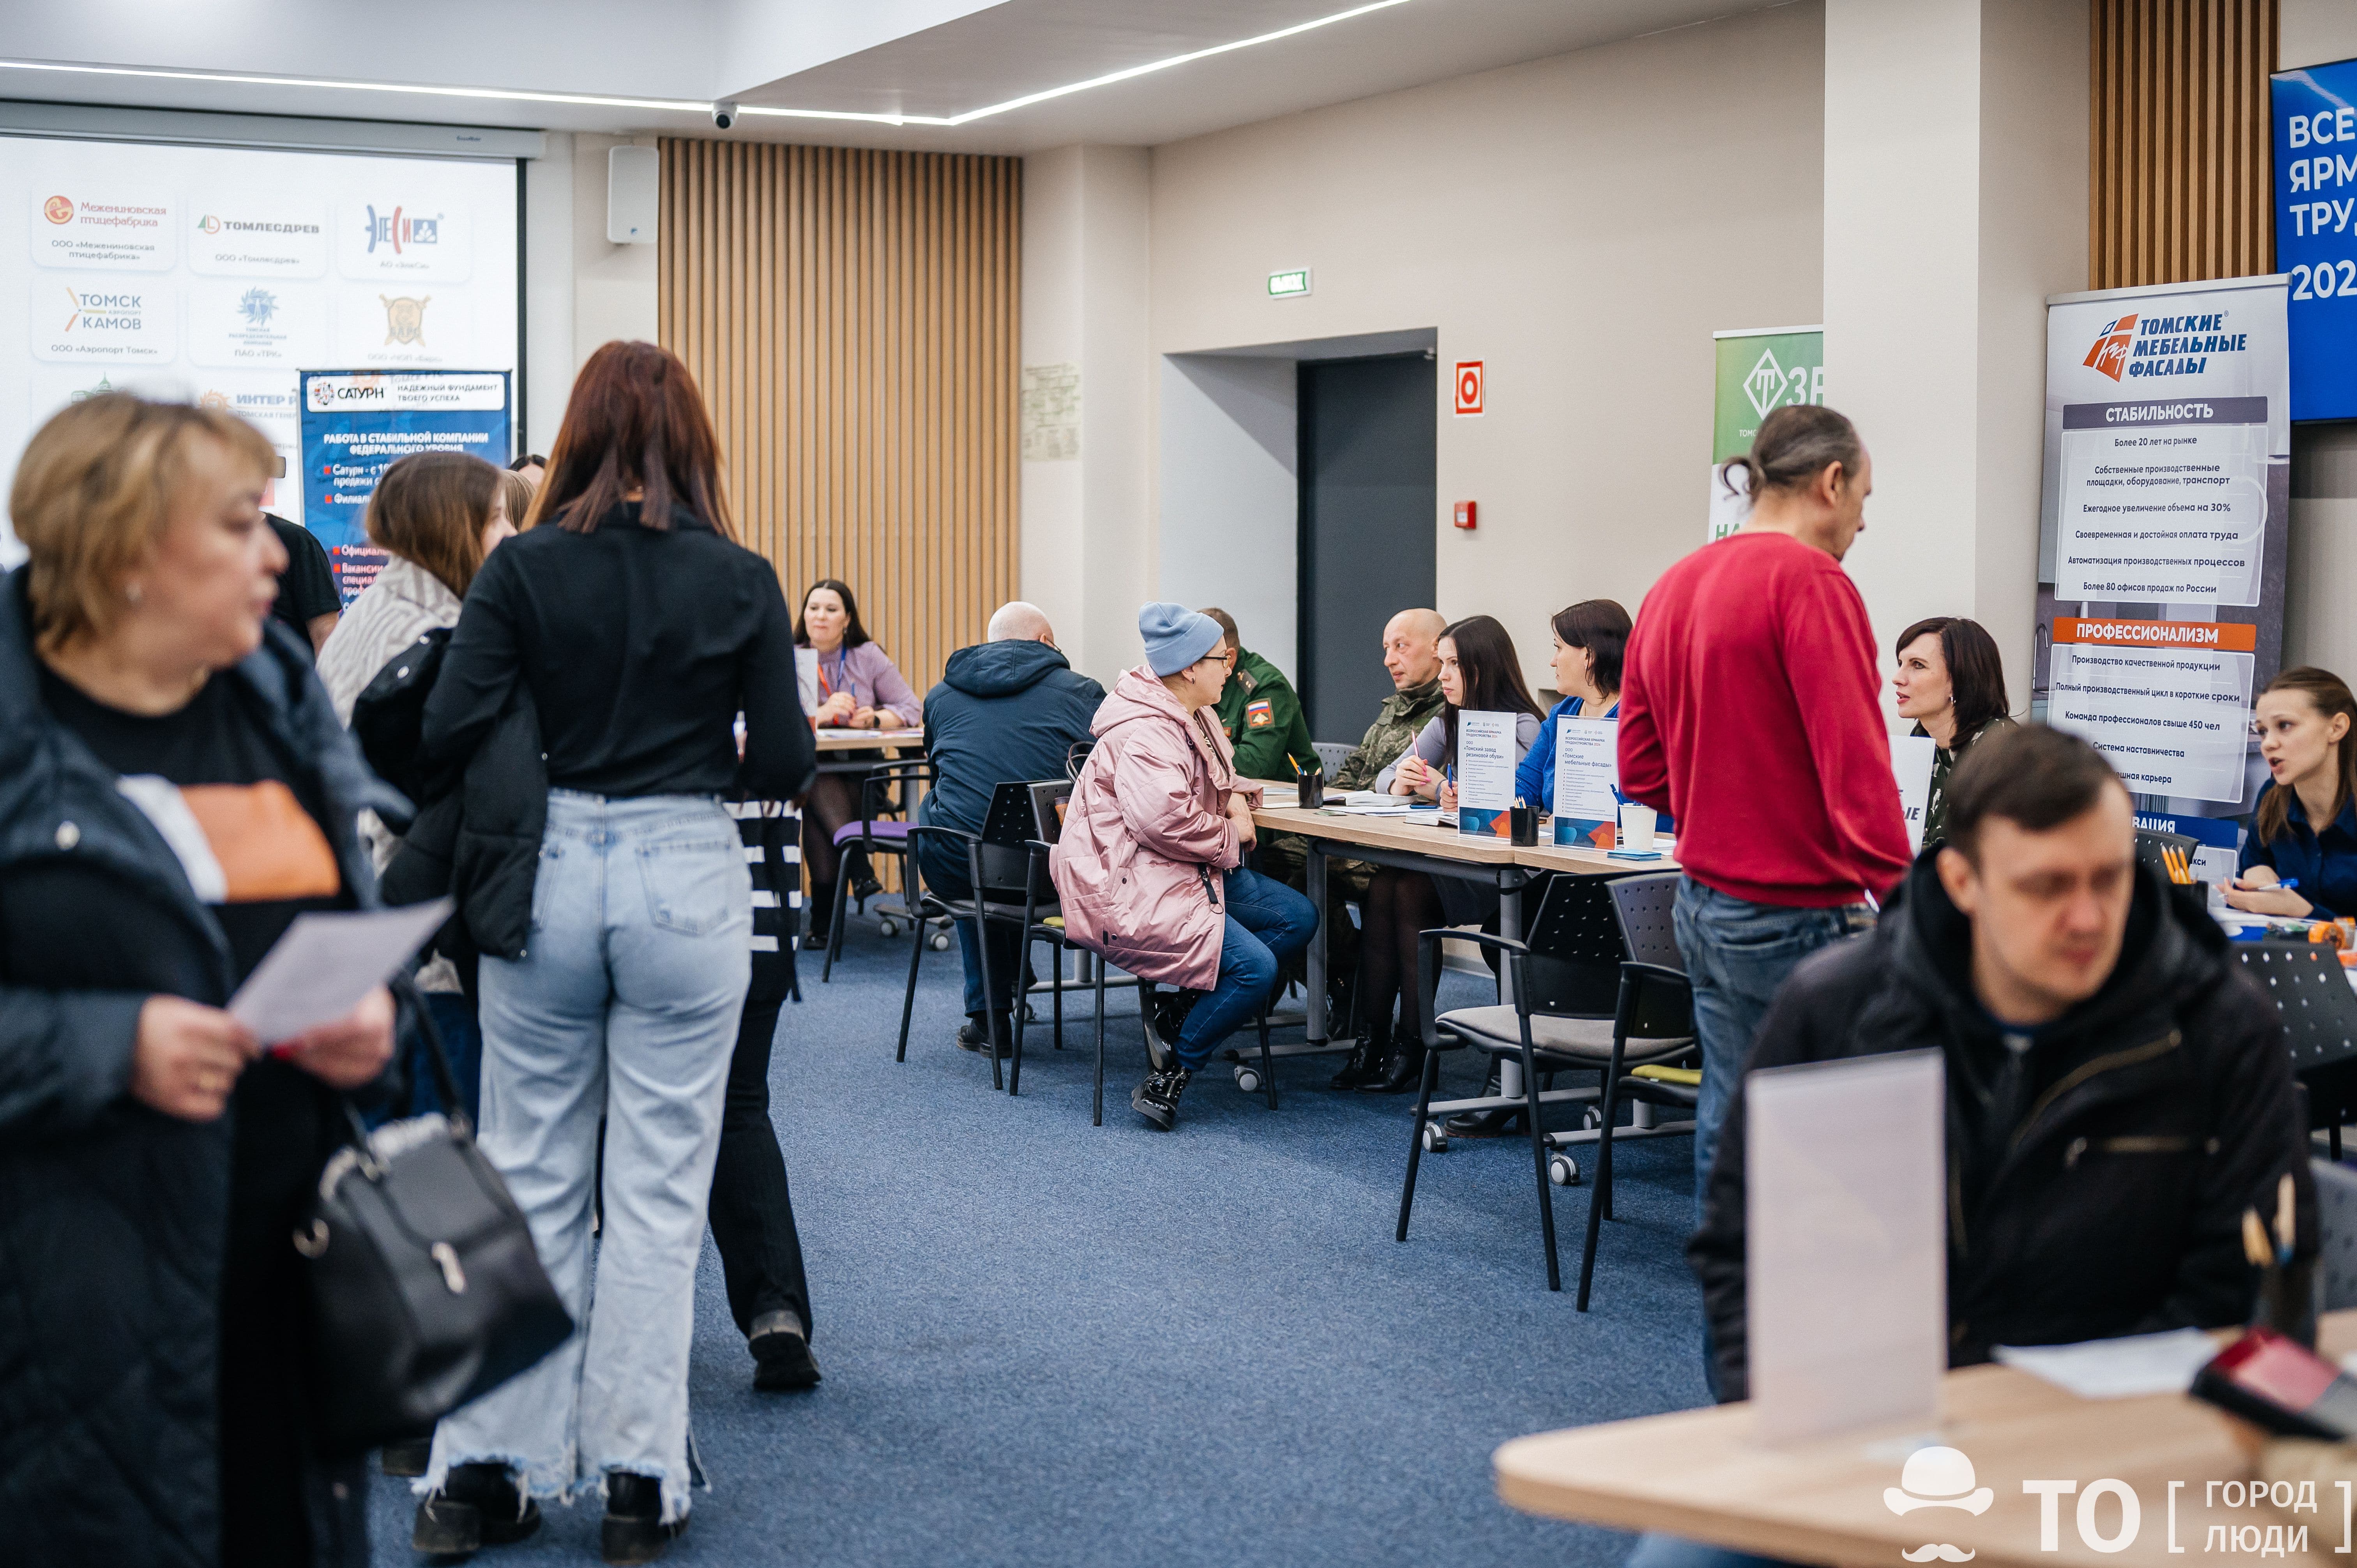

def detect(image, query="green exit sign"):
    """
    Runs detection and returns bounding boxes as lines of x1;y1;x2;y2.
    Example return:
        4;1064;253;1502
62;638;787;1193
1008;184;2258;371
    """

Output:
1267;268;1312;298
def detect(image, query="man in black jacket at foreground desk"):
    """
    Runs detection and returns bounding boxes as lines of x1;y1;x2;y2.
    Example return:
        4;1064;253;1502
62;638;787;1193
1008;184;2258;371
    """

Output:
1691;724;2314;1402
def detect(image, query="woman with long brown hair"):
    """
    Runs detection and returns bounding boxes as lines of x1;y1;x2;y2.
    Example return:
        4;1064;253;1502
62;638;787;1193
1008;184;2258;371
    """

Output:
1344;615;1546;1093
2229;666;2357;920
414;342;814;1560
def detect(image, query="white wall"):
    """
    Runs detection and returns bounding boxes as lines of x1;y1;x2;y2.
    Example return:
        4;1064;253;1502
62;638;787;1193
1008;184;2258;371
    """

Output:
1019;145;1153;685
521;131;575;457
1824;0;2087;719
569;133;661;381
1145;4;1828;697
1157;354;1298;679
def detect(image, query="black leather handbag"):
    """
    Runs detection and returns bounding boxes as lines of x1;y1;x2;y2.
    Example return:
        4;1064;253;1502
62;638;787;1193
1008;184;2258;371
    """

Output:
295;980;573;1456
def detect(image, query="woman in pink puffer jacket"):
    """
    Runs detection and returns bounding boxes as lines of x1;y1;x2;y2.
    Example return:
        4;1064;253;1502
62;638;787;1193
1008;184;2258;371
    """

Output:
1051;604;1319;1129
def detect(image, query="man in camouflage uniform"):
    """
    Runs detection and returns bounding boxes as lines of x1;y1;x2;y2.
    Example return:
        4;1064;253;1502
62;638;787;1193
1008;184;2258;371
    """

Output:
1200;607;1317;783
1255;609;1449;1086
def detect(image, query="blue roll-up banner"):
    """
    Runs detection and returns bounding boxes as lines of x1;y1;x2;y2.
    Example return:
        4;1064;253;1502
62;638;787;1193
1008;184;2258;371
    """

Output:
2272;58;2357;422
298;369;511;603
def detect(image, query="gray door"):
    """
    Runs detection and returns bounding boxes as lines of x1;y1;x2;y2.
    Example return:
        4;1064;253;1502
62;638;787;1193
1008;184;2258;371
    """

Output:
1297;353;1437;741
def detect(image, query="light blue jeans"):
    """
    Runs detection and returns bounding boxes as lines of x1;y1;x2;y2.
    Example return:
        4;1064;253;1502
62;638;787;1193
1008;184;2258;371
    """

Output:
429;791;751;1525
1672;878;1873;1227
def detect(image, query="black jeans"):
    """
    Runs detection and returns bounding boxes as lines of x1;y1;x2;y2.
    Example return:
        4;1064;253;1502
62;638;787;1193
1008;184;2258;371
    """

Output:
705;998;814;1338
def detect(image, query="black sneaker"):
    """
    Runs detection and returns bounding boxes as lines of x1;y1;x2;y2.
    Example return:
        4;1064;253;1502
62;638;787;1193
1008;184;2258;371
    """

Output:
413;1462;541;1556
602;1471;686;1565
749;1308;822;1391
956;1015;1012;1059
1131;1065;1191;1130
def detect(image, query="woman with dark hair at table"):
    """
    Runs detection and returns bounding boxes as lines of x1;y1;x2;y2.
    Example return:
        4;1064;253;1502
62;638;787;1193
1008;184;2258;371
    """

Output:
795;577;922;948
0;394;397;1568
1349;615;1546;1094
1890;614;2012;847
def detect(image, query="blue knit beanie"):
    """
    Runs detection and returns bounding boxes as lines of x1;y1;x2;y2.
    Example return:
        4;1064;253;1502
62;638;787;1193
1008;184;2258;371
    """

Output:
1138;602;1226;677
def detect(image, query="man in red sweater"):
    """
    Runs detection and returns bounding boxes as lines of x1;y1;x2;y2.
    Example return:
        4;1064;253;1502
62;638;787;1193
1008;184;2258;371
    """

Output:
1619;404;1911;1220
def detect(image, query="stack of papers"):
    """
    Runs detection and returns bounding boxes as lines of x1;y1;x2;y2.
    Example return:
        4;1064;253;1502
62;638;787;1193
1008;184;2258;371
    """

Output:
1991;1329;2218;1398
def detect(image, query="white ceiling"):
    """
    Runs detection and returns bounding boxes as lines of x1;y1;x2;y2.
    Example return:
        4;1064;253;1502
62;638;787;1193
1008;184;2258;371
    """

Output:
0;0;1786;153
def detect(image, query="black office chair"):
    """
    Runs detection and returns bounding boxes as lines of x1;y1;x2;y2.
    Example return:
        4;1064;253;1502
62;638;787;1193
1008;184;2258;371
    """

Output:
1574;872;1702;1309
899;782;1063;1094
1065;739;1095;780
820;760;943;982
1396;874;1695;1292
2240;940;2357;1160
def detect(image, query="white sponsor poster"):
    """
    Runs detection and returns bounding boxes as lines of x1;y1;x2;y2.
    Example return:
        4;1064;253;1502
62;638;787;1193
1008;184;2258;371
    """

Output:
1891;733;1936;855
2037;276;2289;811
0;135;519;566
1748;1051;1946;1443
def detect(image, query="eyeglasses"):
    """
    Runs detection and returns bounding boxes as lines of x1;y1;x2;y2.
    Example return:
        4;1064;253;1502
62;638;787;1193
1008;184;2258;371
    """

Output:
1204;649;1238;669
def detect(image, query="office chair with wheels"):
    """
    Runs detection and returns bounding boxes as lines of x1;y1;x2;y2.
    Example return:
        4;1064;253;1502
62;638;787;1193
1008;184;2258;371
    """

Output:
820;760;945;982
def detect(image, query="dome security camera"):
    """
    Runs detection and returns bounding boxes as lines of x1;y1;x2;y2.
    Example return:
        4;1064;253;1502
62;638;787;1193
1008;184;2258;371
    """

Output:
711;101;739;131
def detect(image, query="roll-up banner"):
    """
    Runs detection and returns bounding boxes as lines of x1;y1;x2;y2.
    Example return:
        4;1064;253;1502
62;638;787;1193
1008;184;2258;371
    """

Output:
2033;276;2289;831
298;368;511;604
1708;325;1823;542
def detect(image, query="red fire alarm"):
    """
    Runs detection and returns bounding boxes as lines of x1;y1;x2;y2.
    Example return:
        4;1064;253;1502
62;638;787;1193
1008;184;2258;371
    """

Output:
1453;501;1477;530
1453;360;1484;416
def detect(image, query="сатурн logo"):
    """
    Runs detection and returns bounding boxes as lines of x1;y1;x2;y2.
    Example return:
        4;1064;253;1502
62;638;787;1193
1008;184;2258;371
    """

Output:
43;196;73;225
2083;314;2137;381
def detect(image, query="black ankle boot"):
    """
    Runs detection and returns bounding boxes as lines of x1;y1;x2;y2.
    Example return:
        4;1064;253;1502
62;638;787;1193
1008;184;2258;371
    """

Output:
1327;1038;1382;1090
414;1462;541;1555
603;1472;687;1565
1364;1035;1428;1095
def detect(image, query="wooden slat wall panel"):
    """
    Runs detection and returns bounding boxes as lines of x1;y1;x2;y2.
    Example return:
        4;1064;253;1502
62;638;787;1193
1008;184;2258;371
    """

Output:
657;140;1021;700
2090;0;2277;290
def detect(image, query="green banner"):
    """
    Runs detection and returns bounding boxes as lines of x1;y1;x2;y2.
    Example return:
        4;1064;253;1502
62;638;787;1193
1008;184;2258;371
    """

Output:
1709;327;1823;540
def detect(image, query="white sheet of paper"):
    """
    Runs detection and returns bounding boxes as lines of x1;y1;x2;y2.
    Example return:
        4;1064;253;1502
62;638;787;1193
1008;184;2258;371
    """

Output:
229;900;454;1045
1454;710;1516;812
1992;1328;2217;1398
1555;717;1620;821
795;648;819;715
1748;1049;1946;1443
1891;733;1936;855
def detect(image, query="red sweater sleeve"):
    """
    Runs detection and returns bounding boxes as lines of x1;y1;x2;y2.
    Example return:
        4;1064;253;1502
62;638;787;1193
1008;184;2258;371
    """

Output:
1617;629;1671;815
1783;568;1912;899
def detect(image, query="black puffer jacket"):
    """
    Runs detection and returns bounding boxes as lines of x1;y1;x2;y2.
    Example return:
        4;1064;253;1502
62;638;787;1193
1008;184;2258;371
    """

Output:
0;570;394;1567
1692;850;2314;1401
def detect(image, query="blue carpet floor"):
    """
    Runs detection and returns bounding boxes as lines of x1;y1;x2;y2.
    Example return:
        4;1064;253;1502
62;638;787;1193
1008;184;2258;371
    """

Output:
371;916;1711;1566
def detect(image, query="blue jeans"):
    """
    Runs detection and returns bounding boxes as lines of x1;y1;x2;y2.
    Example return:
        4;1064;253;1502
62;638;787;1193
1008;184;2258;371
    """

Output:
1627;1533;1797;1568
430;791;752;1525
1170;867;1318;1072
1673;878;1872;1224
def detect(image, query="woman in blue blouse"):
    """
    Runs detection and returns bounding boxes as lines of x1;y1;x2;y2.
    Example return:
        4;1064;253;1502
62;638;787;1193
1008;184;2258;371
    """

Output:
1514;599;1670;837
2230;666;2357;920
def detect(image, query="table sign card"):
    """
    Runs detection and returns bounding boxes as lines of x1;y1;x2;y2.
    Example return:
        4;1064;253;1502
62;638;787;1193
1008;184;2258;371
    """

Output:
1553;717;1620;848
1455;710;1517;837
796;648;819;715
1891;733;1936;855
1748;1049;1945;1443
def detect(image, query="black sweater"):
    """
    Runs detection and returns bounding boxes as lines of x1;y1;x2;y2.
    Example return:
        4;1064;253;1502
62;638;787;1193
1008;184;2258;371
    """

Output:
423;503;815;801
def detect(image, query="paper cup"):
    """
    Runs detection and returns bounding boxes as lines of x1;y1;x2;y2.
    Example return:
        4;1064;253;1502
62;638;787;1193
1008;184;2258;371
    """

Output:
1617;802;1657;850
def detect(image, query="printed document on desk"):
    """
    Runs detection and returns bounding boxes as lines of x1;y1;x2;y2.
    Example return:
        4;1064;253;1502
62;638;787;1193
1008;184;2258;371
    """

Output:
1891;733;1935;855
1553;718;1619;849
230;899;453;1045
1456;710;1516;837
1748;1049;1945;1443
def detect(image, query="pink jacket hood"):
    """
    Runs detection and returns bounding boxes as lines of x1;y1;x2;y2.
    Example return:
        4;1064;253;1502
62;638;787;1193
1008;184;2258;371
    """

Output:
1049;666;1264;991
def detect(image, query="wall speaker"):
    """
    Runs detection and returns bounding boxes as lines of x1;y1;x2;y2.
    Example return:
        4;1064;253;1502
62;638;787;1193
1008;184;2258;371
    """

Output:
607;145;658;245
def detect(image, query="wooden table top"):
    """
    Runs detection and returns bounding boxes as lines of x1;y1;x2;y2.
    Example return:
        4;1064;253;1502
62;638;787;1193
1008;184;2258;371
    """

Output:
1253;793;1680;878
1494;1314;2357;1568
813;728;925;752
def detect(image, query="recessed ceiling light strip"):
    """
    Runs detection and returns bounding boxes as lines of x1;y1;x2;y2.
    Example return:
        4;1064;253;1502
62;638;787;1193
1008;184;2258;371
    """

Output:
0;0;1412;128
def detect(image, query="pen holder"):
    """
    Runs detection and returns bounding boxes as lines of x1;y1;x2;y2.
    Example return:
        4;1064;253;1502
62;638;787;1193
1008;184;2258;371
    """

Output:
1508;804;1539;846
1295;763;1324;810
2258;1258;2320;1349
